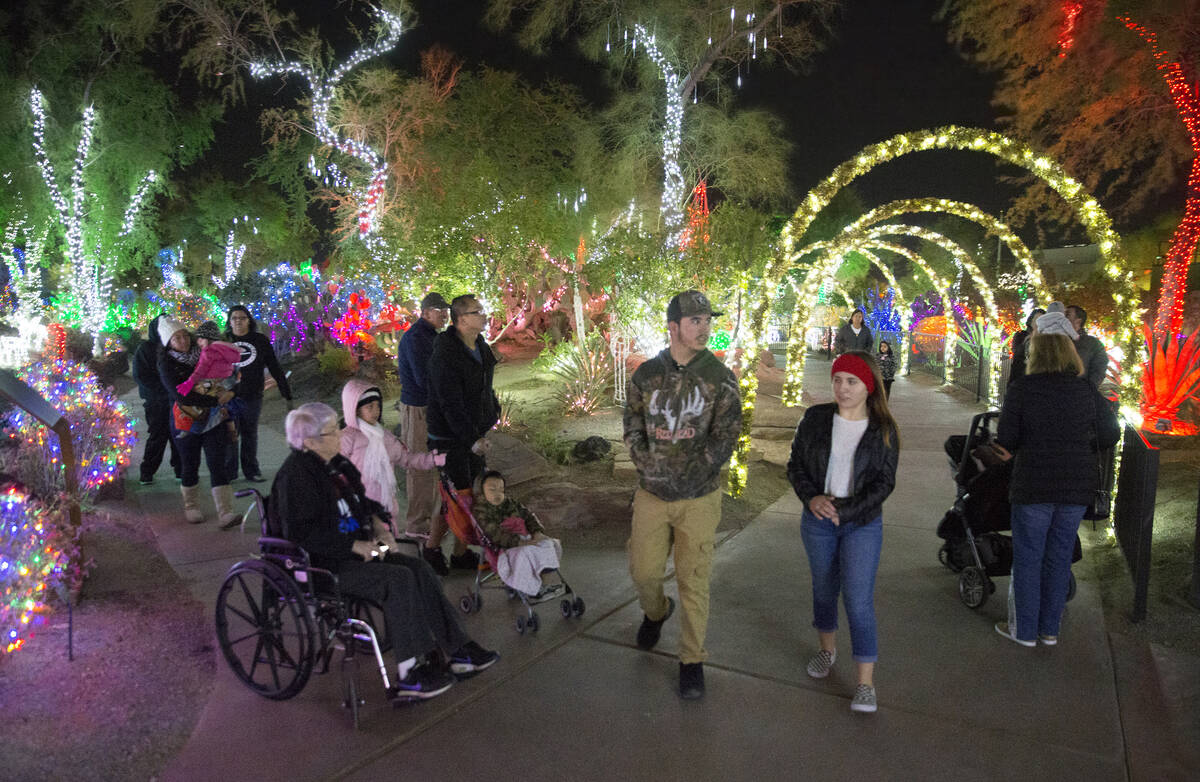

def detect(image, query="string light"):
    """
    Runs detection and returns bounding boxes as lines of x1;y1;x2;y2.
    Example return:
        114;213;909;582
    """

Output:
729;125;1141;497
0;486;61;655
211;216;258;290
251;7;403;238
1058;2;1084;57
1118;16;1200;338
629;24;686;250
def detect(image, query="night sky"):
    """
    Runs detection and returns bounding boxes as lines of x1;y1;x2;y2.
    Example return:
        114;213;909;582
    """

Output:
223;0;1014;222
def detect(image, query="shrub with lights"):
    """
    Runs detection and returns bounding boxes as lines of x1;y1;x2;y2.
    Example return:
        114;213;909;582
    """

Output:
3;360;137;503
0;485;64;656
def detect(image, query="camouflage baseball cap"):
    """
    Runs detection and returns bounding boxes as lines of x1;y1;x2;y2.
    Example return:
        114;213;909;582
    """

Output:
667;290;722;322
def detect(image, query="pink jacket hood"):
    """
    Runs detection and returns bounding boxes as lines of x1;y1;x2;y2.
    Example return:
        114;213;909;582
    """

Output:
341;377;380;429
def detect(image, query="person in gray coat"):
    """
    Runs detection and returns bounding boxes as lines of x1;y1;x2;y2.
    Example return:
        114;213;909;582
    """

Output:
834;309;873;356
1066;305;1109;387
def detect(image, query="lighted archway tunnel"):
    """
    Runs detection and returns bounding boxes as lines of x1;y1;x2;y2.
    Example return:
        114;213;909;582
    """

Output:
727;126;1143;496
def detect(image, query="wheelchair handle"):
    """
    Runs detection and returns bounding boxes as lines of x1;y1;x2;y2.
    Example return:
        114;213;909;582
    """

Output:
235;488;264;500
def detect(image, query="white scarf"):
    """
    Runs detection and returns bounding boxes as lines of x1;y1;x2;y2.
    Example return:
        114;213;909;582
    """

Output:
357;418;398;517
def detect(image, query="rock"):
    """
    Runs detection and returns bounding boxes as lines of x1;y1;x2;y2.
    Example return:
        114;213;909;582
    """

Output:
613;460;639;480
514;481;633;529
751;426;795;441
484;431;553;486
572;435;611;462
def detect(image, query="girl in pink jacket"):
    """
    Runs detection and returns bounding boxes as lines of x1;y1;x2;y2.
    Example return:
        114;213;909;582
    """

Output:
340;379;445;525
177;321;243;437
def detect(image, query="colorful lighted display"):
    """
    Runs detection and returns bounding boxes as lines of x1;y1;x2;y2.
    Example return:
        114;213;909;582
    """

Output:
0;486;61;655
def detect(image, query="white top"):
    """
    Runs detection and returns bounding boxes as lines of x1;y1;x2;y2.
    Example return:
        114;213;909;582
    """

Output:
824;413;870;497
851;325;862;335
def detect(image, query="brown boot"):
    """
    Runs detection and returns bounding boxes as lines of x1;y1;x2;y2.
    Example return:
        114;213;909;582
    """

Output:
212;484;240;528
181;484;205;524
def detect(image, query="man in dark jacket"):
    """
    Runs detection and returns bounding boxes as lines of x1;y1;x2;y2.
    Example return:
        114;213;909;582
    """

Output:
624;290;741;700
1066;305;1109;387
423;294;498;573
224;305;293;482
131;314;180;484
396;292;449;538
1007;308;1044;386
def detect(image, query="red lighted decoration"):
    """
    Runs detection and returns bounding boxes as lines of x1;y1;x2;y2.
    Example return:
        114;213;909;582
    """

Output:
1119;16;1200;338
45;323;67;362
911;315;948;353
1057;2;1084;57
678;180;711;252
1140;324;1200;435
330;292;375;347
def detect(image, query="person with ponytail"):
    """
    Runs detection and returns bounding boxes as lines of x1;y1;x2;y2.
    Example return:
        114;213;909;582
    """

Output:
786;350;900;714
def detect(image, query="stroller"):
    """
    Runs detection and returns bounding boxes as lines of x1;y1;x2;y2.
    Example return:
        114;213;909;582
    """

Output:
936;411;1079;609
437;470;585;634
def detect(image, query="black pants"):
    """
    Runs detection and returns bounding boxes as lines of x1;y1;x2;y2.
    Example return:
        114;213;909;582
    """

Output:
174;420;234;488
225;396;263;479
883;380;893;399
141;398;180;480
336;553;470;661
431;438;484;491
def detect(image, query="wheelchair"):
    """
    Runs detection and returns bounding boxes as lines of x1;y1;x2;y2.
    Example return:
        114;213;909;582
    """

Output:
213;488;395;728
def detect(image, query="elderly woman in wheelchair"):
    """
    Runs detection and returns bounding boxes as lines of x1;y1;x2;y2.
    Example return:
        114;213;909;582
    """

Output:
215;402;498;714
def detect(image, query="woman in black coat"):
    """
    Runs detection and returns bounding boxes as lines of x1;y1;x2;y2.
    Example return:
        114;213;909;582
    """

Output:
224;305;293;482
833;309;873;356
269;402;498;701
156;317;238;525
992;331;1120;647
787;350;900;714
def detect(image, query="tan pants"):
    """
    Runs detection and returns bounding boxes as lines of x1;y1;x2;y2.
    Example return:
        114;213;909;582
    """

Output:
400;403;440;533
628;487;722;664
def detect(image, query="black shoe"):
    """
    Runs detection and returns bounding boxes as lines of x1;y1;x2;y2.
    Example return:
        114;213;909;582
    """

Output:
636;597;675;650
448;641;499;677
138;476;154;486
390;664;454;701
246;473;266;483
450;549;480;570
679;662;705;700
421;545;449;576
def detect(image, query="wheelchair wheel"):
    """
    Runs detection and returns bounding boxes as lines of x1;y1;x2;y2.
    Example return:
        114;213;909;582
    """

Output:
348;597;390;654
958;566;989;609
215;559;317;700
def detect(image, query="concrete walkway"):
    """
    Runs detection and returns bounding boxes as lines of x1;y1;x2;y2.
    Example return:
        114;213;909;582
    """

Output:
118;361;1197;782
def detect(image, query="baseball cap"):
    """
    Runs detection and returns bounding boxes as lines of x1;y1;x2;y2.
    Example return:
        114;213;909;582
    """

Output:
667;290;722;322
420;292;450;310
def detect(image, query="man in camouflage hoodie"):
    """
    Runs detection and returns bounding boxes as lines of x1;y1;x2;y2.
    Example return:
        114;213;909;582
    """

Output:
624;290;741;700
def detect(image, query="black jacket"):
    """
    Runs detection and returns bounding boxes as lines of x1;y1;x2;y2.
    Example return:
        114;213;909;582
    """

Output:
996;372;1121;506
268;448;385;571
834;322;873;355
787;403;900;525
157;345;221;409
1008;330;1032;385
426;326;499;445
133;315;170;403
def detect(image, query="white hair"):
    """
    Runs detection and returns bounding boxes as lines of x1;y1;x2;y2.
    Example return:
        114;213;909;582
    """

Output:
285;402;336;449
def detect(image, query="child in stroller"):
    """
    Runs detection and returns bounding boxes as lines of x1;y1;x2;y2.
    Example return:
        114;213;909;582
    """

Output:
440;469;584;634
936;412;1079;608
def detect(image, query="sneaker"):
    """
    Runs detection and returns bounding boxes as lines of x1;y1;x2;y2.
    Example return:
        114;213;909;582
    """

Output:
448;641;499;677
806;649;837;679
679;662;705;700
450;549;480;570
636;597;675;650
994;622;1036;647
850;684;877;713
421;545;449;576
390;664;454;701
138;476;154;486
246;473;267;483
1038;634;1058;646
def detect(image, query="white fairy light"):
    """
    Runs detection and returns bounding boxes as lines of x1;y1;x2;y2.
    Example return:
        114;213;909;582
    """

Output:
251;7;403;238
212;216;258;290
631;23;686;251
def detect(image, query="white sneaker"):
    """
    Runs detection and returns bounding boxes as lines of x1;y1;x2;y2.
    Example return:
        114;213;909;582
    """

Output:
806;649;836;678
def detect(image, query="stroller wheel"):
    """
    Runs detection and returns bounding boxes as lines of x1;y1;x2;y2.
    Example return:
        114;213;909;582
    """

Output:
572;597;585;618
507;589;517;601
459;595;474;614
959;567;989;609
560;598;573;619
528;612;540;633
515;615;526;634
1066;572;1077;602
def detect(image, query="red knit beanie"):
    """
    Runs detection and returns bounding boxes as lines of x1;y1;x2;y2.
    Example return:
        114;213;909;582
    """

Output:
831;353;876;393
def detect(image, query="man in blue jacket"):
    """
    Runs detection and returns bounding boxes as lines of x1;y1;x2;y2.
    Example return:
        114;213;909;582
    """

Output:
397;292;450;544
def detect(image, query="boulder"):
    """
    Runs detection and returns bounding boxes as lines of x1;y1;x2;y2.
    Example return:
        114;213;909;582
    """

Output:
572;435;611;462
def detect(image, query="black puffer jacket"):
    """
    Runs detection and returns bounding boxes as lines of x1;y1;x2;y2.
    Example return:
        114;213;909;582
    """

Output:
426;325;499;445
996;372;1120;506
132;315;169;402
787;403;900;525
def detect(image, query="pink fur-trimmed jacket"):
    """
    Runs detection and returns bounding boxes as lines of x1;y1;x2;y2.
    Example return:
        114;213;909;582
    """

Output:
339;378;437;518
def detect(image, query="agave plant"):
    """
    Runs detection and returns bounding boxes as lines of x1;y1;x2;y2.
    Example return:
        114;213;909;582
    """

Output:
956;319;994;363
1140;324;1200;435
550;334;614;416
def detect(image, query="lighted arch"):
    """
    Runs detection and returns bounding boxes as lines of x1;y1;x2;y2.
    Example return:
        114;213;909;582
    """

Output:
727;127;1142;495
794;198;1051;303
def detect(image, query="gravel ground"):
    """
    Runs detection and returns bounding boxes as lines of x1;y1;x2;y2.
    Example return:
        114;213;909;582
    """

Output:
0;503;214;781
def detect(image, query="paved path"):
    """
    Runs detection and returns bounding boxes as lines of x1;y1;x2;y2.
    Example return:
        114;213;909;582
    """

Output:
118;361;1197;781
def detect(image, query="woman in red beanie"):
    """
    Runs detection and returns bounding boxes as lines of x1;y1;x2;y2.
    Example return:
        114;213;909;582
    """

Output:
786;350;900;714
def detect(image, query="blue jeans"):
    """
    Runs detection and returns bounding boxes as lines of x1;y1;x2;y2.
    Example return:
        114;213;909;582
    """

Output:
225;396;263;479
1009;503;1085;641
800;510;883;662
